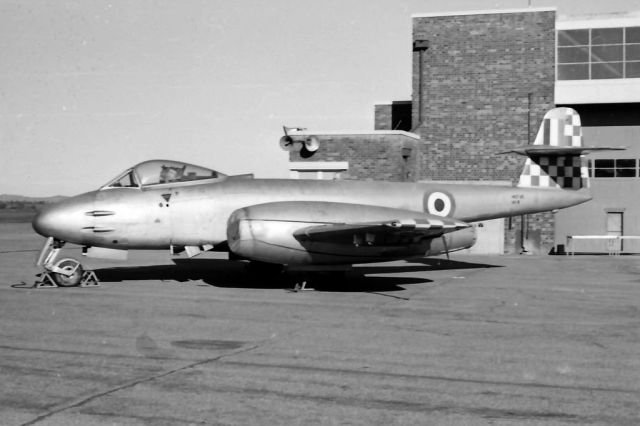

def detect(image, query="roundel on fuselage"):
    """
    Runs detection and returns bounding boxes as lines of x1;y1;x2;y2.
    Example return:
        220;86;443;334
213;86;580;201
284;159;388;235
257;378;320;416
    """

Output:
424;191;455;217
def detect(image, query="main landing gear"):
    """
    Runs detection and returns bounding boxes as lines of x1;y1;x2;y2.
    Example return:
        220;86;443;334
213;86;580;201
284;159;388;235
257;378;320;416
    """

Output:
244;261;315;292
285;271;350;292
34;237;99;288
285;268;350;292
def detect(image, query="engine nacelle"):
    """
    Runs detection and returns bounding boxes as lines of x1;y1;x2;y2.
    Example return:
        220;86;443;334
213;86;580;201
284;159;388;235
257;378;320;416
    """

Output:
226;202;476;265
424;226;476;256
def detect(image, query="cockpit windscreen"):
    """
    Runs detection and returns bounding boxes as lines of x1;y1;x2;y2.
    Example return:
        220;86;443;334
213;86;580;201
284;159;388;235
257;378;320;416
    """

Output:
102;160;226;189
134;160;223;186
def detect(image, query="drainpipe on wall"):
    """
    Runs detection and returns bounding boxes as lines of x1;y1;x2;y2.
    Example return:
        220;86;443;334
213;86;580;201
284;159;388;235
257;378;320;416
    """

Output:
401;147;412;182
520;92;533;254
413;39;429;130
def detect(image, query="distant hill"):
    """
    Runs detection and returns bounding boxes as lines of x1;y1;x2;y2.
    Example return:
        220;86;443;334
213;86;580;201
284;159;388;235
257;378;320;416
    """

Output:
0;194;67;203
0;194;67;223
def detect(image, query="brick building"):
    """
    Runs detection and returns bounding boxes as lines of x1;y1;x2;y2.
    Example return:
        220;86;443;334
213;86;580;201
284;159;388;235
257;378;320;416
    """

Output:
411;8;557;254
288;131;420;182
289;7;640;255
410;9;555;182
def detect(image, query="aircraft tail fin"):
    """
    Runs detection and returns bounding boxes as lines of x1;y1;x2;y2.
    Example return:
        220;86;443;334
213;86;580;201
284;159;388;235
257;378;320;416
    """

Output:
511;107;589;190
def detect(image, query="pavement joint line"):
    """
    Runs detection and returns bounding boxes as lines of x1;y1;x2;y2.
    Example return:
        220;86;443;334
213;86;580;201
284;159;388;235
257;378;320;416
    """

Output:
0;344;189;361
150;381;585;422
0;249;40;254
364;291;410;300
217;359;640;396
422;265;488;291
18;343;263;426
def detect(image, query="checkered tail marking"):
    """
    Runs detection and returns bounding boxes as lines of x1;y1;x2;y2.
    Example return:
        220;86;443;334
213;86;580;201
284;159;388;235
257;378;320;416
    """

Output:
518;107;587;190
518;156;588;189
532;107;583;147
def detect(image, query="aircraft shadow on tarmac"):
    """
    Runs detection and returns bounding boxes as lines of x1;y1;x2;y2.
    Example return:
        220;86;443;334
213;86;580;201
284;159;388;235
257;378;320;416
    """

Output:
92;258;500;293
401;257;503;270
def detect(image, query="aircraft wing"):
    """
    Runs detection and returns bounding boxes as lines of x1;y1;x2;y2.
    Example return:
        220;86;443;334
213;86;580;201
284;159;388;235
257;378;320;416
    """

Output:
293;217;470;244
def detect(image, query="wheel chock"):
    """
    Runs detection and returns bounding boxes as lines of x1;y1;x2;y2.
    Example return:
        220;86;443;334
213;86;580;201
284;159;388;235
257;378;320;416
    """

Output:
79;270;100;287
33;272;58;288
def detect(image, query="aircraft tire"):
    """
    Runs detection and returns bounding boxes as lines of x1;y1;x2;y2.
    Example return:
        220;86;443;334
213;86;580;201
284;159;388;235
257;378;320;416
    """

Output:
52;258;84;287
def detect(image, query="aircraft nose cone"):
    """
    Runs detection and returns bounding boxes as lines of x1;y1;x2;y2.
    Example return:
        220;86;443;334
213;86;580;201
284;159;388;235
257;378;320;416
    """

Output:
31;192;96;241
32;204;57;237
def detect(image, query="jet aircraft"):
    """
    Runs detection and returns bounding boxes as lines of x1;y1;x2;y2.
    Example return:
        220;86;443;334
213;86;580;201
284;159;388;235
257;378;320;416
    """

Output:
32;108;617;287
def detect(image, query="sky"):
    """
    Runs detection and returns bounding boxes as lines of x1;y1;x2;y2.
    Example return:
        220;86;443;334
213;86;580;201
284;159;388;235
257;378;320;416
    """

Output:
0;0;636;196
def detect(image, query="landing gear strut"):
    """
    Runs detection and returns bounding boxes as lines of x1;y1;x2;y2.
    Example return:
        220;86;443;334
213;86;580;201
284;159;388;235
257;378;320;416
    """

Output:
34;237;99;288
286;269;349;292
289;277;311;292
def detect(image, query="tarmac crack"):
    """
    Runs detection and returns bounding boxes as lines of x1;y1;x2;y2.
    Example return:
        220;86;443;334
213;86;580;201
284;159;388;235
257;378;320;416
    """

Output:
18;343;263;426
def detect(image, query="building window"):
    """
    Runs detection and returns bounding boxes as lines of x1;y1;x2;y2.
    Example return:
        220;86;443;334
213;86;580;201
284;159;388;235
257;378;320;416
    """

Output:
592;28;623;45
593;158;637;178
557;27;640;80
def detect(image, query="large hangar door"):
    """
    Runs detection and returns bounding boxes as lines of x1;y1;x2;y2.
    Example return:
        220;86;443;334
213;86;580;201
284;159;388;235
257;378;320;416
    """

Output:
461;219;504;255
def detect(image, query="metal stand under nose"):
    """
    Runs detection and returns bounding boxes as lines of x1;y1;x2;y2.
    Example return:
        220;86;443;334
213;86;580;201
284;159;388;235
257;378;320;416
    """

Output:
33;237;100;288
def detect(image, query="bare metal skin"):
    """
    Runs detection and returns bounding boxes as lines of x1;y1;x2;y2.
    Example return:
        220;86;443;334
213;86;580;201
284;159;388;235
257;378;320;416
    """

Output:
31;108;603;274
31;173;589;264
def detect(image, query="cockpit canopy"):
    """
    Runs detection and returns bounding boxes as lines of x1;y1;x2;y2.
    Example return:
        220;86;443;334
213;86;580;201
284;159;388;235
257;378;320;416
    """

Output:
102;160;227;189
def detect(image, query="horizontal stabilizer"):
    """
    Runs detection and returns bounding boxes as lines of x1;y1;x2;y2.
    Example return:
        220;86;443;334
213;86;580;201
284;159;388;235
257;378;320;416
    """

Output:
501;145;626;157
511;107;626;190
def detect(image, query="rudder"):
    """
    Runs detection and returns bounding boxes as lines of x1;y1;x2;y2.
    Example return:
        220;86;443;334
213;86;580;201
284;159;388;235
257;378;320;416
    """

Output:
517;107;588;190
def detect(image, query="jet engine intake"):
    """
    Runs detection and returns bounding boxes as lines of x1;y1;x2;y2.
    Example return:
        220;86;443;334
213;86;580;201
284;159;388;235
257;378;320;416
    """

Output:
424;226;476;256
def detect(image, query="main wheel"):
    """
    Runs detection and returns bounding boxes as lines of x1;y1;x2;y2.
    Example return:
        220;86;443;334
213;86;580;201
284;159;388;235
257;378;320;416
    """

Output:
52;258;84;287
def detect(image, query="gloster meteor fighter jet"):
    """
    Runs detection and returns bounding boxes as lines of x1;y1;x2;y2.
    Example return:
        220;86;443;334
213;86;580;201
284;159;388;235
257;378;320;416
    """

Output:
32;108;615;286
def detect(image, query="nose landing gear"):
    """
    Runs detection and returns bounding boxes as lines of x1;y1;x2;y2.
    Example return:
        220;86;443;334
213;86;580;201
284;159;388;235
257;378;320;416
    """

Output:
34;237;99;288
49;258;85;287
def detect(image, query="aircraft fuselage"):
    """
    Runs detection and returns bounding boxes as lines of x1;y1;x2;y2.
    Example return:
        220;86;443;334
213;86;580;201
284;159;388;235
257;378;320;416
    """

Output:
33;178;591;250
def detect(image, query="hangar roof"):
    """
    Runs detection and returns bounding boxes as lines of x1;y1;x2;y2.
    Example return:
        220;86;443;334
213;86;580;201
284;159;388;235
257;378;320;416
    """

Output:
557;11;640;29
289;130;421;140
412;7;555;18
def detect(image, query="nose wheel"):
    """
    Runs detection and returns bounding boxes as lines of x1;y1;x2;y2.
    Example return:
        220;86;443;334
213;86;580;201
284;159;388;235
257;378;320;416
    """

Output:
50;258;85;287
34;237;99;288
